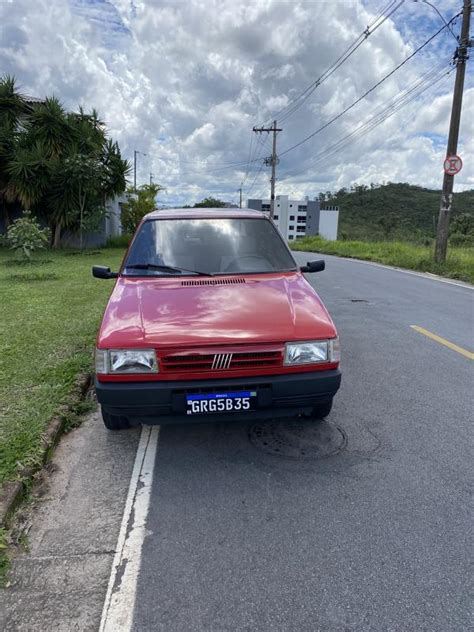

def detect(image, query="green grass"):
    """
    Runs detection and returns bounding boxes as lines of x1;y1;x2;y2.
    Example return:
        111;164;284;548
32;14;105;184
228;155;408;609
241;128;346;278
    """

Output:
0;247;125;485
292;236;474;284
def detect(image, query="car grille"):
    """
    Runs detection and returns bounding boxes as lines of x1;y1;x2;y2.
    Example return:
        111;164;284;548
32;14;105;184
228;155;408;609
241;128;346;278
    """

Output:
161;350;282;373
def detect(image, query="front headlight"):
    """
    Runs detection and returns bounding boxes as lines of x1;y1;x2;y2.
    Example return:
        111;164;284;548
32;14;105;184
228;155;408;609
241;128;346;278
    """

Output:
95;348;158;374
284;337;340;365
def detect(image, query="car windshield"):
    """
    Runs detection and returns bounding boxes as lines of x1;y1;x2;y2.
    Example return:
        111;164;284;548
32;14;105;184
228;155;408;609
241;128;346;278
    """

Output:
122;217;297;276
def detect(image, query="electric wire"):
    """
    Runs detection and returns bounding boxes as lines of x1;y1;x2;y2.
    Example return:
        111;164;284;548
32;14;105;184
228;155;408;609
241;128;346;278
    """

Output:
288;64;453;176
263;0;405;126
244;162;266;198
278;13;461;159
280;61;454;180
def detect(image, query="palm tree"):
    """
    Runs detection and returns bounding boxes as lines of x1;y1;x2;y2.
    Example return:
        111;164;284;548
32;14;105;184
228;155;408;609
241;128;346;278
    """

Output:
1;77;131;248
6;97;75;244
101;139;131;201
7;141;51;208
29;97;76;159
0;74;31;226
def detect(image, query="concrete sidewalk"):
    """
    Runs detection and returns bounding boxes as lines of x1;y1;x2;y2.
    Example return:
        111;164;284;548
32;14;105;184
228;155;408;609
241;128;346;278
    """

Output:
0;412;140;632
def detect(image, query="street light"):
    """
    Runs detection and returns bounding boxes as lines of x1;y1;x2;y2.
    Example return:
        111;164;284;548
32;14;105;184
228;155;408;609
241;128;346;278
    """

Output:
412;0;459;42
133;150;147;190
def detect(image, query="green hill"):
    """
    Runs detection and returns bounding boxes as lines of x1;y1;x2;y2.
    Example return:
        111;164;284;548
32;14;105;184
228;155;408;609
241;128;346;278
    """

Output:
321;183;474;243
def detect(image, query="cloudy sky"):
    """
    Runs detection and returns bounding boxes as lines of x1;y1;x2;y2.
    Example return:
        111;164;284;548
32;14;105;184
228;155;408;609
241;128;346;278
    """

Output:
1;0;472;206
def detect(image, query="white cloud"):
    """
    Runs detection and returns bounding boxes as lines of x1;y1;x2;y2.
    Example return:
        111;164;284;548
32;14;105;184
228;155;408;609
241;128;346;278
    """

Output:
0;0;472;207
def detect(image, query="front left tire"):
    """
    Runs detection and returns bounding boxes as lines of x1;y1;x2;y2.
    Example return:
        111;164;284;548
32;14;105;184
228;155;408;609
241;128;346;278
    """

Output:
101;407;131;430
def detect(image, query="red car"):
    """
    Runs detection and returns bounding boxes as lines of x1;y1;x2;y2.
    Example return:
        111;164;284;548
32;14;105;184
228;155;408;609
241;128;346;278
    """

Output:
93;209;341;430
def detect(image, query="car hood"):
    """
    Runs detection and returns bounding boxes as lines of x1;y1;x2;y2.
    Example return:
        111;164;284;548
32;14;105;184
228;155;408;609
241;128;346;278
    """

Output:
98;272;337;349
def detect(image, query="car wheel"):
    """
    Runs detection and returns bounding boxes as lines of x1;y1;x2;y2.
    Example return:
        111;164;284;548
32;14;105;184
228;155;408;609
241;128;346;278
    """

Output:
101;407;131;430
310;400;333;420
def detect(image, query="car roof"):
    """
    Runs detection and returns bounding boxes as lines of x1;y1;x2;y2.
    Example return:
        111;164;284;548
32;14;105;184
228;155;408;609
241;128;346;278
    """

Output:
143;208;266;220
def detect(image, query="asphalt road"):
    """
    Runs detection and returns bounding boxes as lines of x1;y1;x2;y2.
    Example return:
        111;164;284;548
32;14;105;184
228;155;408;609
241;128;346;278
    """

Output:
2;254;472;632
130;254;473;631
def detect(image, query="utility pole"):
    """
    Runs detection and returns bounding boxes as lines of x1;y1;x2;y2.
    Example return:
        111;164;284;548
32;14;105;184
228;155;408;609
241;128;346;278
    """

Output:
434;0;471;263
133;150;137;190
238;187;243;208
253;120;282;218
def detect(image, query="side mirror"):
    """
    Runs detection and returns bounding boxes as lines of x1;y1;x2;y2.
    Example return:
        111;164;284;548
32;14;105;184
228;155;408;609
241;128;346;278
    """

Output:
300;260;325;273
92;265;118;279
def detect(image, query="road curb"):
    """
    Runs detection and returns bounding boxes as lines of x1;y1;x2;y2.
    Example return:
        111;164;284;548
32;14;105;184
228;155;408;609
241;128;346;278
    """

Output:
0;373;93;529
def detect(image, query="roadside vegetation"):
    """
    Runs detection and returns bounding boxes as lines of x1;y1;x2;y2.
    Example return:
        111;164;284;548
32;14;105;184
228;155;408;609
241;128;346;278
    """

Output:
322;182;473;244
0;247;125;485
292;236;474;284
0;74;130;248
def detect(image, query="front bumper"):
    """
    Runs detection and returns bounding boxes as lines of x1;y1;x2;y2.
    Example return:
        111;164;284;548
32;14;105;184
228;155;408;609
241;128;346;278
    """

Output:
95;369;341;424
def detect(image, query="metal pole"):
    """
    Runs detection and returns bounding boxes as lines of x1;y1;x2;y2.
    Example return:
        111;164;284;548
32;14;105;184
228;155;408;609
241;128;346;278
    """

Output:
434;0;471;263
239;187;242;208
133;150;137;191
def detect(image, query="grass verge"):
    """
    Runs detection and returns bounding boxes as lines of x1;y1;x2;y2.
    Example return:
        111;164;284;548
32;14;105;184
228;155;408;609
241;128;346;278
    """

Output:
0;247;125;486
291;236;474;284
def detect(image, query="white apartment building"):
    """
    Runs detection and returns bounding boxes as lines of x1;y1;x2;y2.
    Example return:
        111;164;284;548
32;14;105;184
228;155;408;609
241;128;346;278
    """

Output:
247;195;339;241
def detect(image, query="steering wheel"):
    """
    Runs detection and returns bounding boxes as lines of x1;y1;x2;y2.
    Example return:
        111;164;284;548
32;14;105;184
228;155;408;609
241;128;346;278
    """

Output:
224;255;271;272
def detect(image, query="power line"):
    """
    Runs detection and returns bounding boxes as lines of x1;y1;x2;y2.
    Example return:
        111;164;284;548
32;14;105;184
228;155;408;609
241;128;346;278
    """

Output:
278;13;461;159
284;65;453;178
280;62;454;179
244;162;266;198
303;64;452;169
138;148;263;172
263;0;406;126
240;133;255;188
240;129;272;187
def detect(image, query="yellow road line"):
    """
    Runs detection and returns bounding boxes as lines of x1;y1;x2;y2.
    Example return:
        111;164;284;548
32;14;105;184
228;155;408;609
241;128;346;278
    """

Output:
411;326;474;360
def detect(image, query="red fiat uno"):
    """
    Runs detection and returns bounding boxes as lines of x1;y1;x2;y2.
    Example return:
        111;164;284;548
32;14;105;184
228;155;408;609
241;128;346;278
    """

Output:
93;209;341;429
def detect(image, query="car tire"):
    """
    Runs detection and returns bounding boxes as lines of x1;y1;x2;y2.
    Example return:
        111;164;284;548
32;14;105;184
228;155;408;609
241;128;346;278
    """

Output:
310;400;333;420
101;407;131;430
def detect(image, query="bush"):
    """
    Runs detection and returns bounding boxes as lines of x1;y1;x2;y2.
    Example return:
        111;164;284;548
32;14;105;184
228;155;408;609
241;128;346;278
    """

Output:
105;234;132;248
120;184;162;235
7;211;50;259
449;233;474;247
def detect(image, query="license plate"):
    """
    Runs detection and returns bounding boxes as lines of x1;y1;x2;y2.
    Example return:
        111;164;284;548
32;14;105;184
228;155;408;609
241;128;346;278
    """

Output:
186;391;257;415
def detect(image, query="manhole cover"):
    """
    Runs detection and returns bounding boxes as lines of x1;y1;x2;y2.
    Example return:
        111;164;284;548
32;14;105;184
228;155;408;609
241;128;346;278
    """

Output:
248;418;346;459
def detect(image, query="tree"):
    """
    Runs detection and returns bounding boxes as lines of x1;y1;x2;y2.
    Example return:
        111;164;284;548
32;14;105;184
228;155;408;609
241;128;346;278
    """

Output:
0;75;31;227
0;75;130;247
193;197;227;208
120;183;164;235
49;153;102;249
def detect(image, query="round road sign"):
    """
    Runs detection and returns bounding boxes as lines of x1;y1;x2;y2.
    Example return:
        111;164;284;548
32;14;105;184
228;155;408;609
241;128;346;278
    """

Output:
444;154;463;176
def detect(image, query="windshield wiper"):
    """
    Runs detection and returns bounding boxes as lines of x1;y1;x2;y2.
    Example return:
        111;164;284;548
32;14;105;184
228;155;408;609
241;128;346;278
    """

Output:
124;263;214;276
